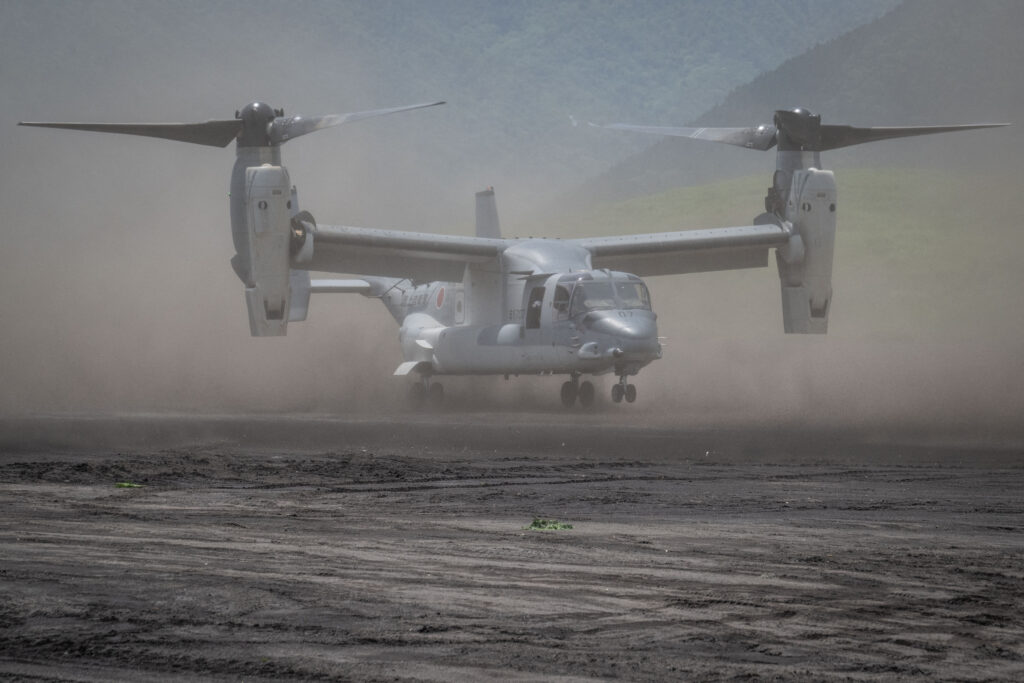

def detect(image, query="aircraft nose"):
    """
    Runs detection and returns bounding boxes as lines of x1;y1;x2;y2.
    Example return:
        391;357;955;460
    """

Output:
619;317;657;341
584;311;658;342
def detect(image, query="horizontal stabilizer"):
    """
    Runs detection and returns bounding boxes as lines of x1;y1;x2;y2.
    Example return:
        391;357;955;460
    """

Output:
309;279;372;294
289;270;312;322
394;361;432;376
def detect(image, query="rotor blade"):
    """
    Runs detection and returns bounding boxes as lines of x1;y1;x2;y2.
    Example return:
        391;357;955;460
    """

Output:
818;123;1009;151
269;100;445;144
17;120;243;147
596;122;778;151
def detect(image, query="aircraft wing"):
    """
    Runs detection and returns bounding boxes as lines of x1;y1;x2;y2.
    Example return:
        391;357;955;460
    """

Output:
570;224;791;276
303;224;507;282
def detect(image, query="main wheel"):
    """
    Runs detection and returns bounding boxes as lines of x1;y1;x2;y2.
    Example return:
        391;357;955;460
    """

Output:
625;383;637;403
578;380;596;408
560;380;578;407
427;382;444;407
409;382;427;405
611;383;624;403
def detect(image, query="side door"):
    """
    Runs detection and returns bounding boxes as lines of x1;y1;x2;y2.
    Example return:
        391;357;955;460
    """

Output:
519;276;548;363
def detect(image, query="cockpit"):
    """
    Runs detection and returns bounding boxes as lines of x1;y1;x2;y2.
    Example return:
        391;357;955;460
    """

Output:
552;272;652;320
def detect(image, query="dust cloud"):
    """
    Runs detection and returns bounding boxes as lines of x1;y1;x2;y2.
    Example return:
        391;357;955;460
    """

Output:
581;164;1024;433
0;1;453;416
0;1;1020;436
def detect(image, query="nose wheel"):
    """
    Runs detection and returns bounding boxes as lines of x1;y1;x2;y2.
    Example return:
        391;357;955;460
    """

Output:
612;377;637;403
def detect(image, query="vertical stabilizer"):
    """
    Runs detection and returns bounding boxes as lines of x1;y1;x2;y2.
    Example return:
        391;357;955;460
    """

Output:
475;187;501;238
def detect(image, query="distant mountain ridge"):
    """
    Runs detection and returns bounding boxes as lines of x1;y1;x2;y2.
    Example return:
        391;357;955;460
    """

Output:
1;0;898;227
577;0;1022;204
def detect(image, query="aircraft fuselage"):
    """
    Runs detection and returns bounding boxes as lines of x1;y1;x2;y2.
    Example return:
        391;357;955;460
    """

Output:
378;267;661;379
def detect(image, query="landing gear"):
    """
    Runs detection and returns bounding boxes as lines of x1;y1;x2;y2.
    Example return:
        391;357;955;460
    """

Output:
409;376;444;408
578;380;596;408
561;374;595;408
612;376;637;404
560;380;578;407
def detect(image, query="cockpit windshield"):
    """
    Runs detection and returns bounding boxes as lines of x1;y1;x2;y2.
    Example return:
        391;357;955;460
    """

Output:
568;278;651;316
615;281;651;310
570;282;615;314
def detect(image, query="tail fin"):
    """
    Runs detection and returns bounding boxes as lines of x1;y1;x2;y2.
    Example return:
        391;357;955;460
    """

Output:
475;187;501;238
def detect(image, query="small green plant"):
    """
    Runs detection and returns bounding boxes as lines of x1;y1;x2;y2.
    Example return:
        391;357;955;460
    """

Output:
526;518;573;531
115;482;143;488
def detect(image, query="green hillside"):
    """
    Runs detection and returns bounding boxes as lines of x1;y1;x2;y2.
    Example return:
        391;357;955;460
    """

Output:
544;166;1021;339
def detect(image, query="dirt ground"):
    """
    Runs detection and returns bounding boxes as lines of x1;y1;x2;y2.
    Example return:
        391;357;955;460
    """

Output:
1;414;1022;681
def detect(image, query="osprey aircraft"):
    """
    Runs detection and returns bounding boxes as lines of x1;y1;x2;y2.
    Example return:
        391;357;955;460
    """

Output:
20;104;1005;407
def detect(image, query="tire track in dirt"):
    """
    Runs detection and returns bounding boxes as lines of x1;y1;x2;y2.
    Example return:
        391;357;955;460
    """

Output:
1;416;1022;680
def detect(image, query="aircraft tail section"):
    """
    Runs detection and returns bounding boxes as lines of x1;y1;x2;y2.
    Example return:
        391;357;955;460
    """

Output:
475;187;501;238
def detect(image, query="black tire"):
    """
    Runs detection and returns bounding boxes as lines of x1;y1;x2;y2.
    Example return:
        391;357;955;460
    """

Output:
578;380;596;408
560;381;578;408
409;383;427;405
611;383;624;403
427;382;444;407
625;383;637;403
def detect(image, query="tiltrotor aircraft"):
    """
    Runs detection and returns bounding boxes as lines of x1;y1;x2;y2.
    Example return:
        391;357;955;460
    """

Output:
20;104;1004;407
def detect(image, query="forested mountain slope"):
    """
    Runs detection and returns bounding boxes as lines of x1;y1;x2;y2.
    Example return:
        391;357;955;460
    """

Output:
1;0;896;227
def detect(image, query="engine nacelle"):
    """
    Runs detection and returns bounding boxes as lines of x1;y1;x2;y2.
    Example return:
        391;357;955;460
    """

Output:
776;168;836;333
237;164;293;336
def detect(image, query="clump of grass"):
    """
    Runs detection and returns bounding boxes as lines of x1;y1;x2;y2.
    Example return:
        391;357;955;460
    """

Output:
114;482;143;488
526;518;573;531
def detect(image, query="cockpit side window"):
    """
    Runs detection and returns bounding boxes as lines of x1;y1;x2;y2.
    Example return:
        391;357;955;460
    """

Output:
553;285;571;320
569;285;587;316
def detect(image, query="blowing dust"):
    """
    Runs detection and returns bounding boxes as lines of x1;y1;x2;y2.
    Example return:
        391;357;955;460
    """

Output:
0;1;1020;434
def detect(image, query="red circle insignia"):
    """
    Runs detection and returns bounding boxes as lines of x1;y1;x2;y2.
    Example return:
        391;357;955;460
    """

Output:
436;287;445;308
